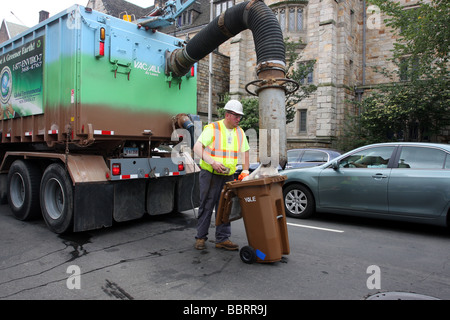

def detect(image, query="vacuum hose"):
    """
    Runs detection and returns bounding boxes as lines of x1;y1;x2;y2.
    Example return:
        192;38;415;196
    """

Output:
166;0;285;77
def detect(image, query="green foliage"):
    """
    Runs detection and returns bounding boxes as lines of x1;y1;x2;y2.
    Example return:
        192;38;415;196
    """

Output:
284;37;318;124
218;94;259;133
346;0;450;147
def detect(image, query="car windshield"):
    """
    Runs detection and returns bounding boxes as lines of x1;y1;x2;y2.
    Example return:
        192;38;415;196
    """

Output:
301;150;328;162
287;150;301;162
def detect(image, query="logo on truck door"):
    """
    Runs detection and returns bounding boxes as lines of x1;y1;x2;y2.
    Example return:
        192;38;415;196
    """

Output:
0;66;12;104
134;61;161;77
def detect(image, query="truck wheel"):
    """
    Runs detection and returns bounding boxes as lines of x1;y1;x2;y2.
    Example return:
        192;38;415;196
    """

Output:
40;163;74;234
7;160;42;220
240;246;257;264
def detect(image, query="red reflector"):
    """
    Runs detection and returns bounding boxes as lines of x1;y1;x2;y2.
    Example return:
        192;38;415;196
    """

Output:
190;66;195;77
178;162;185;171
99;42;105;56
112;163;121;176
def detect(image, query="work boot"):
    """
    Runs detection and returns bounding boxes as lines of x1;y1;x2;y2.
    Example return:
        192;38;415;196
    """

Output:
195;238;206;250
215;240;239;251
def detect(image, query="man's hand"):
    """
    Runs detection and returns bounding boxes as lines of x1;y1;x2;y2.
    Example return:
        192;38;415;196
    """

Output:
212;161;227;174
238;170;249;181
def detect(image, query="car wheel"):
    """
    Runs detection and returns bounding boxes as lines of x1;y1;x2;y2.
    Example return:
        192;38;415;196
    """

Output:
283;184;315;219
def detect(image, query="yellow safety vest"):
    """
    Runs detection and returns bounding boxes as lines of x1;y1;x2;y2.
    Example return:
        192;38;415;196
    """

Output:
200;120;245;176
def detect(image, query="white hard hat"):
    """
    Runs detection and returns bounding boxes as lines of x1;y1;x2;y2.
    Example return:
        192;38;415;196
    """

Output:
224;100;244;115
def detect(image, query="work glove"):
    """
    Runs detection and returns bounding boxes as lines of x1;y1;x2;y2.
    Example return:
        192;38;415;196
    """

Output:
238;170;249;181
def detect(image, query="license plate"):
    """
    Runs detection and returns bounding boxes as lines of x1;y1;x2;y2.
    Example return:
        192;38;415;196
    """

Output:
124;147;139;157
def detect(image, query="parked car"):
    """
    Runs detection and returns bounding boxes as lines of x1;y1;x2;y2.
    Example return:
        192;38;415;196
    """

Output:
286;148;341;169
280;142;450;227
234;148;341;179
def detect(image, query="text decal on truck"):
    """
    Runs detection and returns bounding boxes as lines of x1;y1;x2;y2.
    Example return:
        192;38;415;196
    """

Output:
134;61;161;77
0;36;45;119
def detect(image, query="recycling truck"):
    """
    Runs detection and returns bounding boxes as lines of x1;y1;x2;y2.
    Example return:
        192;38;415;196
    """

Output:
0;4;201;233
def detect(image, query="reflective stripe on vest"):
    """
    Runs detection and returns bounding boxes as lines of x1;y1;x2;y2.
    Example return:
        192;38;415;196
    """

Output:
201;120;244;175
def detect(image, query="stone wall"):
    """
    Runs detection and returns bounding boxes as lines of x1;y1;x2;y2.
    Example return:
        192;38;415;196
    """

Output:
196;52;230;122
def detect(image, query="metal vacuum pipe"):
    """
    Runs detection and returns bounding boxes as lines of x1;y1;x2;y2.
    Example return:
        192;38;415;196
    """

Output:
166;0;288;168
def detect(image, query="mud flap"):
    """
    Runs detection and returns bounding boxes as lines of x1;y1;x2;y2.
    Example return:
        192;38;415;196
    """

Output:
74;183;113;232
176;171;200;212
113;180;146;222
0;174;7;204
147;176;176;215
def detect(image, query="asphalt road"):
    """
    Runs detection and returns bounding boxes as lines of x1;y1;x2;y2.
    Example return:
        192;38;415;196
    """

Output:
1;203;449;304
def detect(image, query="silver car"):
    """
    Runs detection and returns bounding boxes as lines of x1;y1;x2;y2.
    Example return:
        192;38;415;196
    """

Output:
281;143;450;227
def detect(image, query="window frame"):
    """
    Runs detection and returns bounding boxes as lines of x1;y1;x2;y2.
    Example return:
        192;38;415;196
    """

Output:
298;109;307;134
214;0;234;18
394;146;448;169
272;5;305;33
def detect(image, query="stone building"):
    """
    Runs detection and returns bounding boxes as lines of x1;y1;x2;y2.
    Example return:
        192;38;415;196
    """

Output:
154;0;434;149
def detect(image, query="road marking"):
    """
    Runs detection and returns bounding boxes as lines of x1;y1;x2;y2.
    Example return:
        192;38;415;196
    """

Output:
287;222;344;233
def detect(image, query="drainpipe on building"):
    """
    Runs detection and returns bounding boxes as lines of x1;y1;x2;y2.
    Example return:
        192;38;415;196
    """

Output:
208;0;213;124
362;0;366;87
357;0;367;116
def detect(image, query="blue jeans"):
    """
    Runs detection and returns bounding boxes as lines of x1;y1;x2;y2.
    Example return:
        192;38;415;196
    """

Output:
196;169;234;243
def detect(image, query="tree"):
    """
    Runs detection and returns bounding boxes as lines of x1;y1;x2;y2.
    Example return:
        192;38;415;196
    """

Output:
284;37;318;124
346;0;450;150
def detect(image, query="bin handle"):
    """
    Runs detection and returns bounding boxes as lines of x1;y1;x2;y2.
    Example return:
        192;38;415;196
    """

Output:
276;215;283;219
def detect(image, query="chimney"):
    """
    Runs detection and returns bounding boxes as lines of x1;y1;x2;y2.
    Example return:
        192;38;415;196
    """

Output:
39;11;49;23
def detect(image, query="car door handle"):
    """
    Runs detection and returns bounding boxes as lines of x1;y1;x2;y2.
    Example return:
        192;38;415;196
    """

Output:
372;173;388;180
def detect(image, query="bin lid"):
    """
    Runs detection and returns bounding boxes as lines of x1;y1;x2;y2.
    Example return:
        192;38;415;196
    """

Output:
226;175;287;189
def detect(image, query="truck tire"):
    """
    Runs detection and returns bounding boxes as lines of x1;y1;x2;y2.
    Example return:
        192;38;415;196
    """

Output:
40;163;74;234
7;160;42;221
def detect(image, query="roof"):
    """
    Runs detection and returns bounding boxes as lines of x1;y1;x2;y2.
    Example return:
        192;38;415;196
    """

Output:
1;20;29;39
86;0;156;21
86;0;211;34
100;0;154;20
161;0;211;35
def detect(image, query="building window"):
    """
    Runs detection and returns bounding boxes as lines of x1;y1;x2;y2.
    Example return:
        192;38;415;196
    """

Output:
399;56;419;82
298;61;314;84
299;109;307;133
350;9;355;36
273;6;304;32
177;10;192;27
215;1;234;17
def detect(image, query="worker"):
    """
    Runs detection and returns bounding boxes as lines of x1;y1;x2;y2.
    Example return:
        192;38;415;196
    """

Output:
193;100;250;251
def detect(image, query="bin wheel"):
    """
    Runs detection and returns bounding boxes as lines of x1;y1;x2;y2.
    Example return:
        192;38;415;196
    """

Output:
240;246;257;264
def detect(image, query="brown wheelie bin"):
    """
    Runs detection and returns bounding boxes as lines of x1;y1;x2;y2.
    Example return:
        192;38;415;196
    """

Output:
217;175;290;263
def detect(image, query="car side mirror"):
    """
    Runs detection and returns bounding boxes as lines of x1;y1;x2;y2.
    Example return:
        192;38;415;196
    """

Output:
332;161;340;170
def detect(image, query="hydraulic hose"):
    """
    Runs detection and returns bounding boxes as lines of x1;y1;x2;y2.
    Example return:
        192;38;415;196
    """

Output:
166;0;285;77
